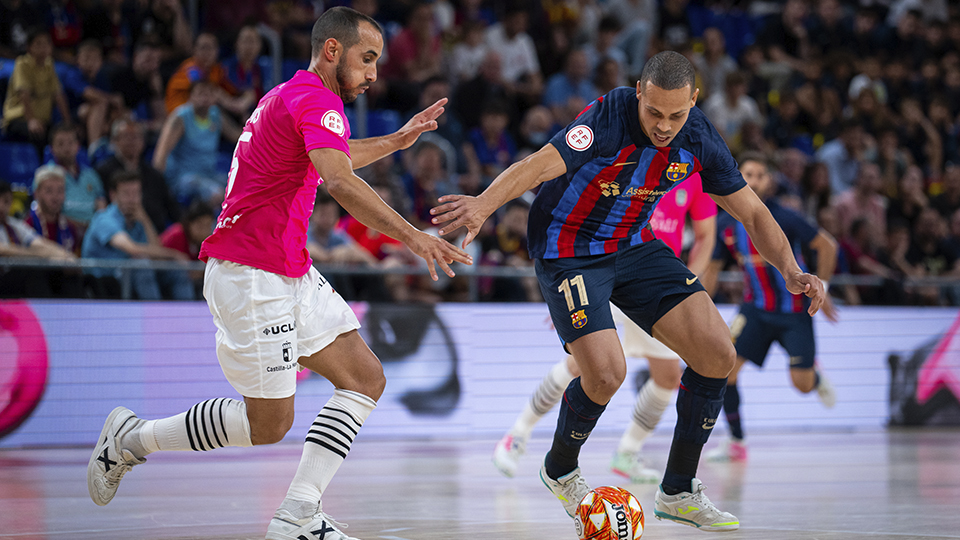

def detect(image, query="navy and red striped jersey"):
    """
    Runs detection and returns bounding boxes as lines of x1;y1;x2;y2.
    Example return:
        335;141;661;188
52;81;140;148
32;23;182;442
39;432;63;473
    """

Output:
714;199;819;313
528;86;745;259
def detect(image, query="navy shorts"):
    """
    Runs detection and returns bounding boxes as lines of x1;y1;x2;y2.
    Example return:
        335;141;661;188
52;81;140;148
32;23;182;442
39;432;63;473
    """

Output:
730;303;815;369
536;240;704;348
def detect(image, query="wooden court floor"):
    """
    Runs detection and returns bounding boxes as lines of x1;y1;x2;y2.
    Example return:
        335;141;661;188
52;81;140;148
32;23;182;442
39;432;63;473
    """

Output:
2;429;960;540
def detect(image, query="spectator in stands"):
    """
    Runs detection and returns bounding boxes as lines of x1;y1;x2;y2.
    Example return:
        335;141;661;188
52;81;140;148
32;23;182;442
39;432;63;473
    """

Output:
517;105;558;157
756;0;811;73
835;162;889;249
80;0;129;64
808;0;849;56
308;189;377;266
97;118;180;233
223;24;270;103
129;0;193;62
0;0;41;59
404;141;456;230
479;199;539;302
109;41;165;131
873;129;913;198
485;5;542;105
887;165;930;231
931;163;960;219
542;49;598;125
656;0;692;51
764;91;815;150
900;97;943;176
0;178;81;297
928;96;959;167
160;199;213;298
406;76;464;172
450;20;488;82
46;0;83;61
897;207;958;305
817;118;868;194
48;123;105;227
355;155;412;220
800;162;832;221
581;15;627;77
24;163;81;255
81;171;190;300
164;32;253;116
842;217;903;305
383;2;442;85
604;0;653;79
817;205;861;306
453;50;514;129
60;40;124;151
1;29;72;158
694;27;737;101
703;71;762;153
153;78;242;208
463;100;516;184
772;147;808;206
593;56;624;97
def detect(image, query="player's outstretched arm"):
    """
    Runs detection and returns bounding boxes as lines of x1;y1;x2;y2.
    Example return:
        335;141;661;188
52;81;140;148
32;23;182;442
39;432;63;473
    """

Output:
309;147;472;280
347;98;447;169
712;186;826;315
431;144;567;248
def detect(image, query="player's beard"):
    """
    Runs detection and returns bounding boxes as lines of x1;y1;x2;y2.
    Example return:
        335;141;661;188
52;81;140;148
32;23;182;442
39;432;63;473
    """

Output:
336;58;369;103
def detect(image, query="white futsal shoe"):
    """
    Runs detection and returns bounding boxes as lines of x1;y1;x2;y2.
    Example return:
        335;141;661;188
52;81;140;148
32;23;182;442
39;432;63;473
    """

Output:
493;432;527;477
266;508;359;540
610;450;661;483
654;478;739;531
87;406;145;506
540;460;591;518
816;370;837;408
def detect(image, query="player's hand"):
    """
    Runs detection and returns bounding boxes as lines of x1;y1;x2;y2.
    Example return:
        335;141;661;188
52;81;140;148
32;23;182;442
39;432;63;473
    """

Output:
406;230;473;281
431;194;494;248
396;98;447;150
786;272;825;316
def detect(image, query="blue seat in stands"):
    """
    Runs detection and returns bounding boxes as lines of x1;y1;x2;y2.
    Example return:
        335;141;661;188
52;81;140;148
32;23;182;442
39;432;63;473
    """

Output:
0;141;40;189
366;109;400;138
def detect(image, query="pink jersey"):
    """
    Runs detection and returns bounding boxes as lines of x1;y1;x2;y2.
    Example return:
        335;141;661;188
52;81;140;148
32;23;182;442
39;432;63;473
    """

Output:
200;70;351;277
648;173;716;256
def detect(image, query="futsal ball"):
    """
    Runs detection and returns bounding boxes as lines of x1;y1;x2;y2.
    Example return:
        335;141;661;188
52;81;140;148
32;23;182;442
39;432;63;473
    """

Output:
573;486;644;540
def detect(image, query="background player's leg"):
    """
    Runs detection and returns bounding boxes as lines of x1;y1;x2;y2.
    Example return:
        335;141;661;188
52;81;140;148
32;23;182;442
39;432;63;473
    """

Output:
612;356;681;483
649;291;739;530
494;355;578;477
706;359;748;462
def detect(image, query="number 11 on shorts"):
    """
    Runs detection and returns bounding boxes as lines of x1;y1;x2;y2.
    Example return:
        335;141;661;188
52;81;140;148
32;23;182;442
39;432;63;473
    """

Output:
559;275;589;311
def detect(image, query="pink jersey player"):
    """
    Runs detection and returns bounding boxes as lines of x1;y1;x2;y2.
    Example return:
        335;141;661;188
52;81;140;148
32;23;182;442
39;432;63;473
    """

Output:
86;9;471;540
648;173;717;259
200;70;351;277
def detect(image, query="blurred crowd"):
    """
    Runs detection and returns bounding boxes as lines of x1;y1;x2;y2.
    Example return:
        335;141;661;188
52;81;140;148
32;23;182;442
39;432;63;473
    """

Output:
1;0;960;305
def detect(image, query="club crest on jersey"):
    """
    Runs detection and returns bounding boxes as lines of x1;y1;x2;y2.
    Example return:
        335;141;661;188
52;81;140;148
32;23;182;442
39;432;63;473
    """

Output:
322;110;345;136
571;309;588;328
566;125;594;151
666;162;690;181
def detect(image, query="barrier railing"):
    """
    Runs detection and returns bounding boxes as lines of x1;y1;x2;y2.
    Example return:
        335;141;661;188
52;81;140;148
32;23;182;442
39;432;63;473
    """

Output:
1;256;950;302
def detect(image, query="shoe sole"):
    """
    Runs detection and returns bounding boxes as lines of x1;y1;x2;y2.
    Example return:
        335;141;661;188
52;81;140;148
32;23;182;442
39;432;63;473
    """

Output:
654;509;740;531
87;406;132;506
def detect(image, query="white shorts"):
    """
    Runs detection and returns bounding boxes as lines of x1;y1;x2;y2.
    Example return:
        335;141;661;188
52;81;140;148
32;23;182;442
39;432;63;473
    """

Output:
611;304;681;361
203;258;361;399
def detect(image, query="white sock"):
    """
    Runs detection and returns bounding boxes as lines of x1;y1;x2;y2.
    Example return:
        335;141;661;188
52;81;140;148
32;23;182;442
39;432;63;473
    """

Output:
511;358;575;439
282;389;377;514
131;398;252;457
617;380;673;454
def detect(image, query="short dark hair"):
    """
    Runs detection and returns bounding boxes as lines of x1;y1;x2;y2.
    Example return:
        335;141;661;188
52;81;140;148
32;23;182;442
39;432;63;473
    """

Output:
110;170;141;191
183;200;214;224
311;6;383;58
49;123;78;144
0;180;11;197
738;151;770;171
78;39;102;55
25;27;49;48
639;51;696;95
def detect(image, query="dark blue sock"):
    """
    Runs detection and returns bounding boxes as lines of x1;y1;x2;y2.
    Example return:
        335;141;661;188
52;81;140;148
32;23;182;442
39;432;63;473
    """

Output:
724;382;743;440
544;377;606;480
662;367;726;495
